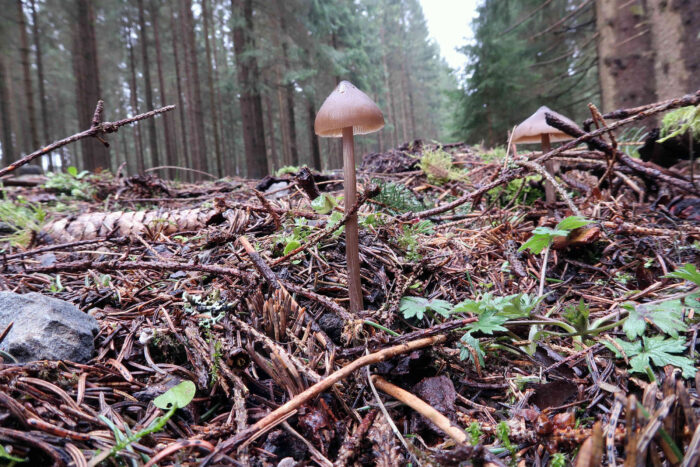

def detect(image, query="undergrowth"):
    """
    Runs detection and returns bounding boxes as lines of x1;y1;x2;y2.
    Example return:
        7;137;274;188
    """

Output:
418;148;467;184
0;195;46;247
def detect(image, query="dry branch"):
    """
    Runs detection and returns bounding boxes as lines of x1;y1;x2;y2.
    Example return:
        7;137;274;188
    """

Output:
0;100;175;177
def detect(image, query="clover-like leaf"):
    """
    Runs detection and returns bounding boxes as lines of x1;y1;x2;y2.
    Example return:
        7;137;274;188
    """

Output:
154;380;196;410
607;336;696;379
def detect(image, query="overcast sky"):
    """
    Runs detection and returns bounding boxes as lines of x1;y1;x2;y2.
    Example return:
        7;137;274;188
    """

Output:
419;0;479;72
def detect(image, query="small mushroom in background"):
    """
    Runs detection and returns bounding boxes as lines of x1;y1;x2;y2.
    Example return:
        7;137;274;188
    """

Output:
511;106;578;204
315;81;385;313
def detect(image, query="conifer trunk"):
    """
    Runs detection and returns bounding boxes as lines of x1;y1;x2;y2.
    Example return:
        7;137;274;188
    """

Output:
232;0;268;178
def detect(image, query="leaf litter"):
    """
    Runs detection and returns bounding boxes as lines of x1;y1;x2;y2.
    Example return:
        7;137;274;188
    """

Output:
0;99;699;465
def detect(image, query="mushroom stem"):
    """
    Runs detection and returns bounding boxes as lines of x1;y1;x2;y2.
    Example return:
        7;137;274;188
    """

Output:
342;127;363;313
541;133;556;204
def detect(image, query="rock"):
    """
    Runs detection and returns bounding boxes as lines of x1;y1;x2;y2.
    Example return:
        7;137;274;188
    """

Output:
0;292;98;363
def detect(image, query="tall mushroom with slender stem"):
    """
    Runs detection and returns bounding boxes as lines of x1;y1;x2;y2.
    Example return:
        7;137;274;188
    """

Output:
315;81;384;314
512;106;578;204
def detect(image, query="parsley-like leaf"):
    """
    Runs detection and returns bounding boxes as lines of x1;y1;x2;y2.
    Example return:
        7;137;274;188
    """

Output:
399;296;453;320
664;264;700;287
606;336;696;379
623;301;688;339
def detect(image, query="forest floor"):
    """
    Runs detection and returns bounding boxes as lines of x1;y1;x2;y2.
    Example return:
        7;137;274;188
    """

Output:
1;119;699;465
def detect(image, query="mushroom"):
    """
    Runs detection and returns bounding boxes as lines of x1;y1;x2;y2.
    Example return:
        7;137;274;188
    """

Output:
315;81;385;313
511;106;578;204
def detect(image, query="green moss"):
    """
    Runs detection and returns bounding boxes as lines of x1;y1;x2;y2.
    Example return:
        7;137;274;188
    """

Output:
0;196;46;248
659;105;700;142
418;149;467;184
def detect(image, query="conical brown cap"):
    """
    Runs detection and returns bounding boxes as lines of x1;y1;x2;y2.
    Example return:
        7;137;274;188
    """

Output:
511;106;579;144
315;81;385;137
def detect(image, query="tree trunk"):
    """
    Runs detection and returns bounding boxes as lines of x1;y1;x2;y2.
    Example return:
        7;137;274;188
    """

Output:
263;93;278;171
73;0;109;171
232;0;268;178
180;0;208;176
150;2;177;179
126;24;145;173
0;55;15;166
278;7;299;166
596;0;657;112
137;0;159;168
201;0;223;177
379;22;398;148
307;97;321;170
17;0;39;156
170;5;190;179
29;0;51;170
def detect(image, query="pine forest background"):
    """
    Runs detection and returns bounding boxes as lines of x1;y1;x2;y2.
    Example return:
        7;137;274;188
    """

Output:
0;0;698;180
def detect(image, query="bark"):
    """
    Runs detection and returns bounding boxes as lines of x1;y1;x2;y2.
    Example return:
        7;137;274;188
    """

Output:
180;0;208;175
201;0;223;177
307;97;321;170
170;6;190;178
17;0;39;155
150;1;177;179
126;24;145;173
379;22;398;148
72;0;109;171
263;93;278;171
278;7;299;166
232;0;268;178
137;0;159;168
647;0;700;99
0;55;15;166
596;0;657;112
29;0;51;170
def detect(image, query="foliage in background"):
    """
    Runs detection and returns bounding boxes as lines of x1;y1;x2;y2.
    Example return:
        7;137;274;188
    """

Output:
453;0;599;146
44;166;94;199
0;196;46;247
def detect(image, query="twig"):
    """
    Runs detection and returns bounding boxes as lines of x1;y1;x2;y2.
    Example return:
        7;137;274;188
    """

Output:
238;236;280;289
22;259;254;283
204;335;446;458
371;375;468;445
0;100;175;177
253;190;281;229
544;112;698;193
516;159;580;215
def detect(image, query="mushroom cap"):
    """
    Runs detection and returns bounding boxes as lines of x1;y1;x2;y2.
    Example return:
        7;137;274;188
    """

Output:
511;106;579;144
315;81;385;137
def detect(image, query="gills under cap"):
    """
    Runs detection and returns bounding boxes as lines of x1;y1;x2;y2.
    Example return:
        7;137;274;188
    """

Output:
315;81;385;137
511;106;579;144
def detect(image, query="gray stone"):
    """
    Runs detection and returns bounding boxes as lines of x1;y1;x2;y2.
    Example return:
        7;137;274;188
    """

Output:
0;292;98;363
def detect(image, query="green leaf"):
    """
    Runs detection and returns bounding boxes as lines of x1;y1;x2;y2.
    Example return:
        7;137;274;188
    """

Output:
154;381;196;410
563;299;590;333
67;166;78;177
518;234;551;254
399;296;452;321
311;194;337;214
555;216;593;231
630;336;696;379
459;332;485;367
664;264;700;287
468;309;508;334
607;336;696;379
623;301;688;339
283;240;301;255
452;299;482;314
